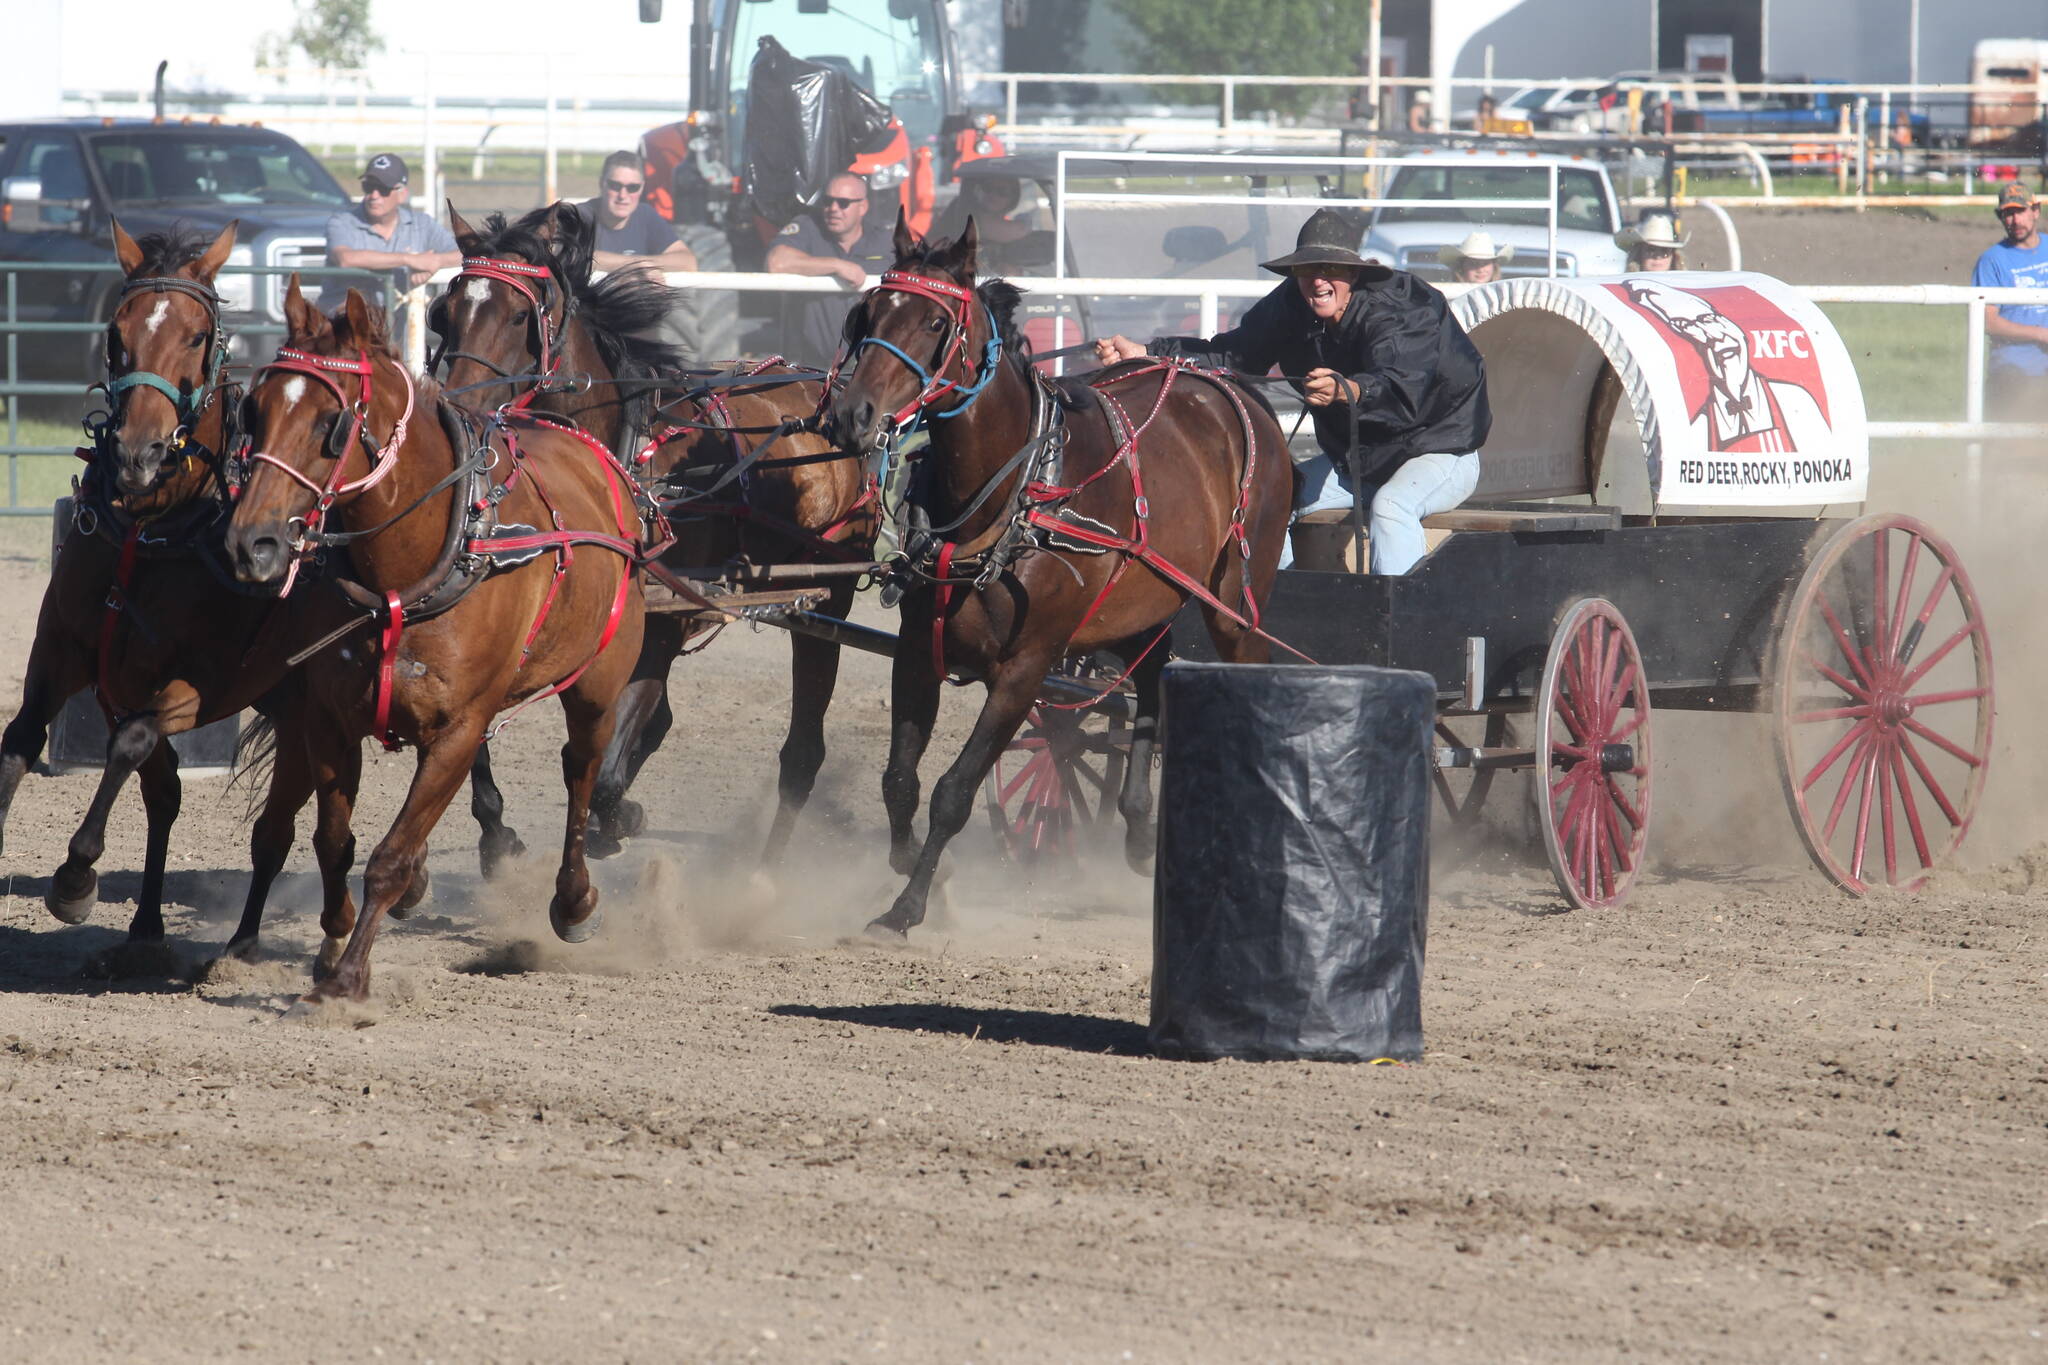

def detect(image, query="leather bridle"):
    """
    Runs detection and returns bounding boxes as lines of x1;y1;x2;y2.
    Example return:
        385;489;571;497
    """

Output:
848;270;1002;429
430;255;575;407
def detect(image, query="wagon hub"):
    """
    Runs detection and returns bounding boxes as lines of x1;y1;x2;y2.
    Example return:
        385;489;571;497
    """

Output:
1598;743;1635;774
1875;691;1913;726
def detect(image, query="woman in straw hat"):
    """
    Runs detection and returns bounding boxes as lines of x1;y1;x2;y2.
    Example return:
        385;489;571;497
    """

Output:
1437;231;1514;284
1617;211;1688;271
1091;208;1490;574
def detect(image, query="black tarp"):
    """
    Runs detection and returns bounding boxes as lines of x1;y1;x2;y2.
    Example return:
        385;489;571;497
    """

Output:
1150;663;1433;1062
742;35;895;228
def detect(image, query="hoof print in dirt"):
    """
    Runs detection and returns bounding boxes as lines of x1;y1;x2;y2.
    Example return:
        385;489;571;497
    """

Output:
82;937;188;983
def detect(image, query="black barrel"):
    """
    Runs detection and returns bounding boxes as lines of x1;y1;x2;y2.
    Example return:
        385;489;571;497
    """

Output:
1151;662;1433;1062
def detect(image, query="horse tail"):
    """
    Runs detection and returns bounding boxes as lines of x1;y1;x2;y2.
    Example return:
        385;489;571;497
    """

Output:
228;710;280;822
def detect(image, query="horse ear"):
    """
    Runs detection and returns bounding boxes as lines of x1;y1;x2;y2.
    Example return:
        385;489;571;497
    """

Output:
945;216;980;278
891;205;919;261
112;218;145;276
193;220;239;285
550;200;586;246
341;289;387;350
283;274;321;340
449;201;481;253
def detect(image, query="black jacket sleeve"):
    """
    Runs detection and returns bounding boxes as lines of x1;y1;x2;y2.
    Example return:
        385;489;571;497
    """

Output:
1346;298;1442;434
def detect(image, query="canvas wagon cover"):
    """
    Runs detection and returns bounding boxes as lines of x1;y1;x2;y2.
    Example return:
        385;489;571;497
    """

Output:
1452;271;1868;509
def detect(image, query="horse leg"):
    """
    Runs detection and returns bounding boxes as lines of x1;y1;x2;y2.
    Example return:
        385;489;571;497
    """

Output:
308;733;363;984
551;673;629;944
588;614;683;858
469;743;526;881
762;579;851;864
0;633;91;859
1114;635;1172;877
220;723;315;964
872;650;1056;936
123;735;182;944
301;723;477;1005
882;616;944;877
45;711;162;924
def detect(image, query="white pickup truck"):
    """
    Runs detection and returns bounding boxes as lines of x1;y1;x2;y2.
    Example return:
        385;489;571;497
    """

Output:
1362;153;1630;281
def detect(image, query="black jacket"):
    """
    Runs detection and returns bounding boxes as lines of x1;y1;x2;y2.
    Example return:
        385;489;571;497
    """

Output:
1152;272;1491;485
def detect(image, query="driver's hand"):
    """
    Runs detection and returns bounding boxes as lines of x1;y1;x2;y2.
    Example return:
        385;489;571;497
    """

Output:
834;259;869;289
407;269;436;286
1093;335;1148;365
1304;368;1358;407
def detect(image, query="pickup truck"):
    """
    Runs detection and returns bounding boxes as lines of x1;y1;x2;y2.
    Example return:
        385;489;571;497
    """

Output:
1670;78;1932;143
0;119;357;393
1362;153;1629;281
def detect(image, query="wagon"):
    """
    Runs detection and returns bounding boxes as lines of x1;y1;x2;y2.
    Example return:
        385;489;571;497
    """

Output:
957;271;1995;908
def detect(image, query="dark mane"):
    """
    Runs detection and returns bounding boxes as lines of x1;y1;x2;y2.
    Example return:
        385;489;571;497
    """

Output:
467;203;689;432
129;225;216;277
898;232;1030;362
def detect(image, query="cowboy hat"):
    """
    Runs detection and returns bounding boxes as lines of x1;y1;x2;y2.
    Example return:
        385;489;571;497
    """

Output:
1259;207;1391;278
1436;231;1515;267
1616;211;1689;251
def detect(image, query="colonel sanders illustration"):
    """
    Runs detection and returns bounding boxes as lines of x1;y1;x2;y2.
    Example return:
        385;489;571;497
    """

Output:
1624;280;1832;454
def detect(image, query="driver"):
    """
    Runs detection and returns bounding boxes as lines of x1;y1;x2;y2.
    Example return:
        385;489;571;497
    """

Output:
1092;208;1490;574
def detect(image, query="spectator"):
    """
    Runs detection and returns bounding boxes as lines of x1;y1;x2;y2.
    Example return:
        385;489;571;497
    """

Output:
929;174;1049;272
1616;212;1688;272
1407;88;1433;134
1974;182;2048;419
764;172;895;370
1436;232;1512;284
577;151;697;278
324;153;458;306
1474;94;1498;134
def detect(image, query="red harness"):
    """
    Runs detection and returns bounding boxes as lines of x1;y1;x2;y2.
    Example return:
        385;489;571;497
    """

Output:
451;255;562;409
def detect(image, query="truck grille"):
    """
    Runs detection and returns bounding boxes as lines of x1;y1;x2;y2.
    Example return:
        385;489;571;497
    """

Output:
264;239;330;320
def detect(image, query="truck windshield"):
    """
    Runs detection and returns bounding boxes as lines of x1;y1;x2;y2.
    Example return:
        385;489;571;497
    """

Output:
1380;165;1611;233
726;0;947;149
88;134;348;208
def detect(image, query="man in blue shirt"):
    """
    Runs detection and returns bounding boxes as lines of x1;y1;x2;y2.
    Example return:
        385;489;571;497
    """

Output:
1973;182;2048;419
323;153;459;308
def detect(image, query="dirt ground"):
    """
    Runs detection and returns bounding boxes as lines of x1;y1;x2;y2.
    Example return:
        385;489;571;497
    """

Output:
2;209;2045;1364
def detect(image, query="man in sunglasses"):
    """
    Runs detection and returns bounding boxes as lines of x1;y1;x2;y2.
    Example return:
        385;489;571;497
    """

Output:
323;152;459;305
765;172;897;368
579;150;697;278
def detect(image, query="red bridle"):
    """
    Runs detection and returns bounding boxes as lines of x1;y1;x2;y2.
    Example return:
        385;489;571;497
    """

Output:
241;345;415;594
449;255;563;406
854;270;998;428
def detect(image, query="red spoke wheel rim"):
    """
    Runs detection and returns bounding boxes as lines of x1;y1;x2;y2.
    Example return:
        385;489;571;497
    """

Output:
984;704;1129;865
1533;598;1652;910
1774;513;1994;894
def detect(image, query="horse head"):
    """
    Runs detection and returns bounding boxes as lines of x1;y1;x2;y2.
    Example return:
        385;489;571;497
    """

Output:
434;201;588;407
225;281;410;589
824;210;989;457
100;218;238;500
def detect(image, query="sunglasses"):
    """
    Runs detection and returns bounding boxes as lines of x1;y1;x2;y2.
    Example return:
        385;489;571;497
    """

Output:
360;181;400;195
823;195;867;209
603;179;645;195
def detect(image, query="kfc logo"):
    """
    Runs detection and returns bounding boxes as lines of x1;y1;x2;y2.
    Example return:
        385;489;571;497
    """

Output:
1608;281;1833;455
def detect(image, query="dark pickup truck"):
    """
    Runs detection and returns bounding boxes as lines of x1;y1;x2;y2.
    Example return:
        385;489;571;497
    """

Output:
1673;80;1933;144
0;119;358;390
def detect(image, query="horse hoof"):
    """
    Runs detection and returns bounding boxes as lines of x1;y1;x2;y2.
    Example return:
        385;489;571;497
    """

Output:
612;799;646;839
392;867;430;919
477;834;524;888
888;846;917;877
86;935;183;981
44;869;98;925
587;829;624;862
312;936;346;983
1125;846;1156;878
550;888;603;944
863;912;910;940
221;936;263;964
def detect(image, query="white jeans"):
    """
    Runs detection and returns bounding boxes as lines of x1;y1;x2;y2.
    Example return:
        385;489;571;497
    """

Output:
1283;450;1481;574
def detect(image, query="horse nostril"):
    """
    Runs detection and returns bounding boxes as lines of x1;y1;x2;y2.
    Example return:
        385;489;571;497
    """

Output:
852;401;876;437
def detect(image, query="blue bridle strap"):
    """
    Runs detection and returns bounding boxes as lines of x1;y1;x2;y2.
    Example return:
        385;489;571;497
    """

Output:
854;307;1004;421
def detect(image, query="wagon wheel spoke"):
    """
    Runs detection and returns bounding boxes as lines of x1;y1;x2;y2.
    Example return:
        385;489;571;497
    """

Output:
1800;717;1873;795
1536;600;1650;911
1888;744;1935;870
1886;532;1922;668
1897;732;1964;828
1899;617;1978;692
1869;525;1892;664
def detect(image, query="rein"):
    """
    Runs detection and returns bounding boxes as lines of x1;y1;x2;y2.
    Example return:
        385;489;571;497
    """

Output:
857;270;1003;427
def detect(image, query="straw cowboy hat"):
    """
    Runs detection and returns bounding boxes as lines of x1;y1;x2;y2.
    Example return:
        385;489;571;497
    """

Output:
1616;211;1689;251
1259;207;1392;279
1436;231;1515;267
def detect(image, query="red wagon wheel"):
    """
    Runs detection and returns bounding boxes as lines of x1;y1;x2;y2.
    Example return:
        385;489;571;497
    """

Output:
1773;514;1994;894
984;703;1129;865
1533;598;1653;910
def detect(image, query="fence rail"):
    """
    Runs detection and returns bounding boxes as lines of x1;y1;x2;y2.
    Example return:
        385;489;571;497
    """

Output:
4;264;2043;516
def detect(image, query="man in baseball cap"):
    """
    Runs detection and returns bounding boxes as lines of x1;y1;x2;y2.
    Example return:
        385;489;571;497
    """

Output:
323;151;458;303
1972;181;2048;418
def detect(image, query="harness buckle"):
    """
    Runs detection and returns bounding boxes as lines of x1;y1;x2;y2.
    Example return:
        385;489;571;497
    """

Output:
1133;495;1151;520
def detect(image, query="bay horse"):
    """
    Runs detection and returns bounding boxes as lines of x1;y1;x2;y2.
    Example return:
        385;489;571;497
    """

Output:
823;216;1294;936
435;203;875;866
0;220;338;965
222;281;648;1003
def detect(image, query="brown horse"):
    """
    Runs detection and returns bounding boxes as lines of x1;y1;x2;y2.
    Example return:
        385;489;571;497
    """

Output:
0;220;329;963
823;217;1293;935
434;203;875;865
222;281;647;1002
